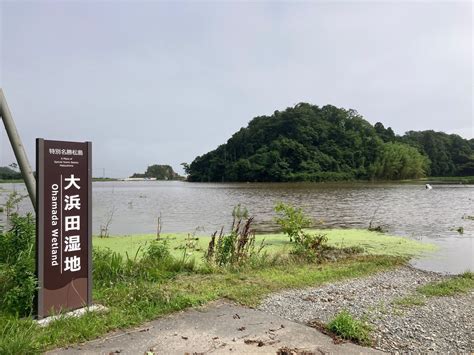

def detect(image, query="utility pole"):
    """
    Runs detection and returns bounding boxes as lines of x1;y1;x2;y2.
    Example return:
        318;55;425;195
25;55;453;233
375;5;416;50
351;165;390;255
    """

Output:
0;89;37;211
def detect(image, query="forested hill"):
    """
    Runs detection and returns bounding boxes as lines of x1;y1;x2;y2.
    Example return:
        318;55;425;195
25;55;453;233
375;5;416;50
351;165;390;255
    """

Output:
185;103;474;182
131;164;183;180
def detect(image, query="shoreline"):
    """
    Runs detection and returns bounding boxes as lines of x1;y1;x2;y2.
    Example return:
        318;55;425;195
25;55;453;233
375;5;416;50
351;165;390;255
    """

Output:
1;176;473;185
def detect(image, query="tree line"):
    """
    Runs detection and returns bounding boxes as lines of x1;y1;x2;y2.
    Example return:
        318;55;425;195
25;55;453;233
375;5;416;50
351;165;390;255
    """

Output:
0;165;22;180
184;103;474;182
131;164;183;180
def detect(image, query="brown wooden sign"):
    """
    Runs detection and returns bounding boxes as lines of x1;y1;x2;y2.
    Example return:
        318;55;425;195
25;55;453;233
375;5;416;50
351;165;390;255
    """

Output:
36;139;92;318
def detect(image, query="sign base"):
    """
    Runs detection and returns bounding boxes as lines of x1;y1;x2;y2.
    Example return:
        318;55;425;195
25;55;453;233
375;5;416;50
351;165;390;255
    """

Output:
36;304;108;327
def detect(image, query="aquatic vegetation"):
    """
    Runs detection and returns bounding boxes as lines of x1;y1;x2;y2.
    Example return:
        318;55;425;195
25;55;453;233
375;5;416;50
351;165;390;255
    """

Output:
93;227;437;262
99;206;116;238
316;229;437;258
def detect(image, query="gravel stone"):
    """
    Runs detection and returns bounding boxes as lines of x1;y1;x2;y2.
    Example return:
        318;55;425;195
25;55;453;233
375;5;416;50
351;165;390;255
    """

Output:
258;266;474;353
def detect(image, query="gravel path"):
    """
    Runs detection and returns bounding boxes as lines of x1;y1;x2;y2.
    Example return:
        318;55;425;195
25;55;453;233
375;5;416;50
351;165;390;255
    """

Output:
258;266;474;353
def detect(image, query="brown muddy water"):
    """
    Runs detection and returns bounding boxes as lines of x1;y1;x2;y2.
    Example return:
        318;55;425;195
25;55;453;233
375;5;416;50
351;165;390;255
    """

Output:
2;181;473;274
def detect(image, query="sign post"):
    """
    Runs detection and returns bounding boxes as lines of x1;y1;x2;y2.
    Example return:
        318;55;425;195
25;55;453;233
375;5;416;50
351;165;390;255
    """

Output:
36;139;92;318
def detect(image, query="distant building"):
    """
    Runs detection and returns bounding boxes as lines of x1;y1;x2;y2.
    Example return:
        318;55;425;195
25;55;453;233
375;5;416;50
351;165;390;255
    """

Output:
120;177;157;181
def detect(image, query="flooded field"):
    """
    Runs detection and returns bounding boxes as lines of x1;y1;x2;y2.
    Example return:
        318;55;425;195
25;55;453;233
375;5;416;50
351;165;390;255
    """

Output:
2;180;473;274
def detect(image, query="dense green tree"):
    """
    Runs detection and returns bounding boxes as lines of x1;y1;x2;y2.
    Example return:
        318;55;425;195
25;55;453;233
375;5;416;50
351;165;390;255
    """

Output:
401;130;473;176
187;103;384;182
374;122;396;142
373;142;429;180
186;103;472;182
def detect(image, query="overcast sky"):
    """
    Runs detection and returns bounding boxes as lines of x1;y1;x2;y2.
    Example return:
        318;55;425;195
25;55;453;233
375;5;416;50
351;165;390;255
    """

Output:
0;1;472;177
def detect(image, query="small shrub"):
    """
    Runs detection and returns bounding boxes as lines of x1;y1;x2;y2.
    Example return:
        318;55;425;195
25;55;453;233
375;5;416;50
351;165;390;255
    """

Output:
274;202;331;262
274;202;311;243
327;310;372;345
144;240;171;262
291;232;328;261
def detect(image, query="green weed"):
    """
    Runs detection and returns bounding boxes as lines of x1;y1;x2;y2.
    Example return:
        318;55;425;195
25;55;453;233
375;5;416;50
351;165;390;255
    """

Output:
327;310;372;346
417;272;474;297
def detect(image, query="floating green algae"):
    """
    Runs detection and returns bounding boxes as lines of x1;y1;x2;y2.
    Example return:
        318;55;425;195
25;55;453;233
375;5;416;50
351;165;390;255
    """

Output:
93;228;436;260
316;229;437;258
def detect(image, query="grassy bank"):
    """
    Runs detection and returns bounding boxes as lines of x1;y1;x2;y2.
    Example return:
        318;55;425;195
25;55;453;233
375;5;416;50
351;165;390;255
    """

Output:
1;224;435;354
0;254;406;354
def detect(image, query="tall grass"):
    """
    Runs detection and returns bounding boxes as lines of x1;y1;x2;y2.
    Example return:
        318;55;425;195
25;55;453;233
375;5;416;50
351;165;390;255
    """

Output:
0;316;40;354
0;213;37;317
205;216;265;267
93;240;197;286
